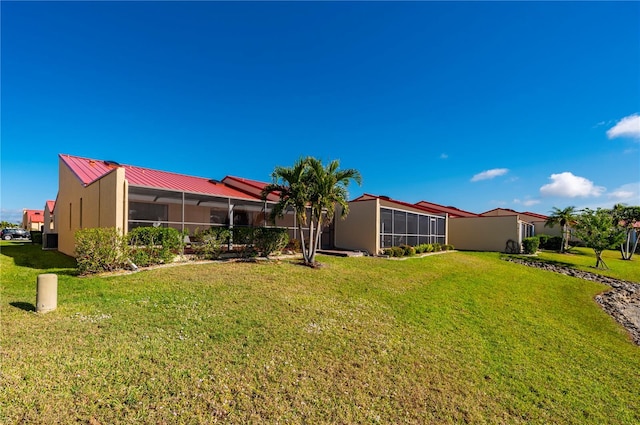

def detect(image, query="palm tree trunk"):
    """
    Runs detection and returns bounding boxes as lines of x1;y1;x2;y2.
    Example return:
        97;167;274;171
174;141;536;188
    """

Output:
305;219;315;265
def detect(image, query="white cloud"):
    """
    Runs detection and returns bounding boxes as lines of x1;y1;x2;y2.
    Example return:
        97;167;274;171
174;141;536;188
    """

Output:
514;198;541;207
539;172;605;198
471;168;509;182
606;114;640;140
607;182;640;204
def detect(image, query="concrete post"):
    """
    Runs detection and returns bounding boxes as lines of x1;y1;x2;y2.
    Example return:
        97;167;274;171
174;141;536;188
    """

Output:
36;273;57;313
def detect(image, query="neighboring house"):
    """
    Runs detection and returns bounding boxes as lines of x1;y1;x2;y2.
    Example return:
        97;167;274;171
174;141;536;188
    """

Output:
22;209;44;231
43;200;58;249
415;205;542;252
447;214;534;252
479;208;561;238
334;194;448;255
44;200;56;232
55;154;299;257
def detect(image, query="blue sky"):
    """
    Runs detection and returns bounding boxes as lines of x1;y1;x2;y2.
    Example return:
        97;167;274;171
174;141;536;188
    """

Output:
2;1;639;224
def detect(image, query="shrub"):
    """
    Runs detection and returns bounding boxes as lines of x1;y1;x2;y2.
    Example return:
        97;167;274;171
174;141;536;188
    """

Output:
253;228;289;257
443;244;455;251
30;231;43;245
128;227;182;266
75;227;128;275
232;227;255;246
287;239;301;253
193;227;230;260
382;248;394;257
541;236;563;251
432;243;442;252
414;244;425;254
537;234;550;249
522;237;539;254
391;246;404;257
399;244;416;256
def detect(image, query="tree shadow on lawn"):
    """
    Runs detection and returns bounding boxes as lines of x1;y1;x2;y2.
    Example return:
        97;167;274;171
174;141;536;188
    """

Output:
10;302;36;312
0;243;78;276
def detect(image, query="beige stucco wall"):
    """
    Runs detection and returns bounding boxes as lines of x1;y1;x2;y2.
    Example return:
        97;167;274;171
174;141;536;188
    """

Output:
57;160;127;257
449;216;520;252
334;199;379;254
43;206;55;234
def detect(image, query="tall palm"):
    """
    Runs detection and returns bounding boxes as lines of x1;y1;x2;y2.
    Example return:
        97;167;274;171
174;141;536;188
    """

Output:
263;157;361;266
545;206;577;253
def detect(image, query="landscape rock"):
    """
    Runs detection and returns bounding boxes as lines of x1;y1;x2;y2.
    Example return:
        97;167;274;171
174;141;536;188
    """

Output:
504;257;640;346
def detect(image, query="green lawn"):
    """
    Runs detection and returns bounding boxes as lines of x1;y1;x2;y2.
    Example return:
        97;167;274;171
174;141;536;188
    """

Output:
1;242;639;424
530;247;640;283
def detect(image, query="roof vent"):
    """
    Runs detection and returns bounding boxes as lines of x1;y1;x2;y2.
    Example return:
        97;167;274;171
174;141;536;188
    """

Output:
208;179;221;185
104;160;120;167
380;195;390;200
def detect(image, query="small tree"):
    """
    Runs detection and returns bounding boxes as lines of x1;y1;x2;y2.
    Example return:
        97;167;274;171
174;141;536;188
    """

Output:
263;157;361;267
572;208;625;269
545;206;577;253
611;204;640;260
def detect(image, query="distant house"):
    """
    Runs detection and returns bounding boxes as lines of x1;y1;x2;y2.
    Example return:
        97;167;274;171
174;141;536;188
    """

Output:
335;194;448;255
22;209;44;231
55;154;299;257
479;208;560;238
42;200;58;249
414;204;544;252
44;200;56;232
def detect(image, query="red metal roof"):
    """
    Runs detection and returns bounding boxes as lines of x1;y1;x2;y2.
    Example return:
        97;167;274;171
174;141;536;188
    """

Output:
25;209;44;223
59;154;262;200
46;200;55;213
352;194;447;216
222;175;281;202
415;201;479;218
522;211;548;220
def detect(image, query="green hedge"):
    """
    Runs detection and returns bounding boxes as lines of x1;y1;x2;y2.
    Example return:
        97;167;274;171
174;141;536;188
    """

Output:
75;228;128;275
522;237;540;254
128;227;182;266
253;228;289;257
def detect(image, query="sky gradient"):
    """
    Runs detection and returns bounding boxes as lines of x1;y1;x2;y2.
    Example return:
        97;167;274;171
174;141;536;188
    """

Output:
2;1;639;224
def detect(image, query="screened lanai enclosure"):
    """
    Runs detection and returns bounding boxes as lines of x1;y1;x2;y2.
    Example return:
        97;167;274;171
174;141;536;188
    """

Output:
127;186;303;241
380;207;446;248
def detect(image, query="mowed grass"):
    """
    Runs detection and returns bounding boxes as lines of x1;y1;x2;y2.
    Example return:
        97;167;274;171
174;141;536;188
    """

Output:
532;247;640;283
1;242;639;424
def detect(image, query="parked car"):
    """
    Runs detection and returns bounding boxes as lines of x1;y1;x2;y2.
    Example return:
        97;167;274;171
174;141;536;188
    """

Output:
1;228;31;240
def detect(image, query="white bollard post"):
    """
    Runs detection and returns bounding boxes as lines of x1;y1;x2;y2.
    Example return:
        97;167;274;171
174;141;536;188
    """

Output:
36;274;58;313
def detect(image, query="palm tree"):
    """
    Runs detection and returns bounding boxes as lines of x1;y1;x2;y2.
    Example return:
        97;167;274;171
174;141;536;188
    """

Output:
261;157;312;261
545;206;577;253
262;157;361;266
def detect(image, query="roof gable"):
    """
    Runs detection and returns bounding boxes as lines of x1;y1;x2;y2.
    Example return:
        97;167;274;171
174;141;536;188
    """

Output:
352;194;446;216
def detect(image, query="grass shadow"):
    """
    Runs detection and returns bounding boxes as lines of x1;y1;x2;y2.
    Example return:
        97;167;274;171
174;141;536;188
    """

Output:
10;302;36;312
0;242;77;275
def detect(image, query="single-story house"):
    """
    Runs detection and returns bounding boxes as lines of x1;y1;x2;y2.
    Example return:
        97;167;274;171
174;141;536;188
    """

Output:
22;209;44;231
334;194;448;255
55;154;301;257
42;200;58;249
479;208;560;238
413;205;540;252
